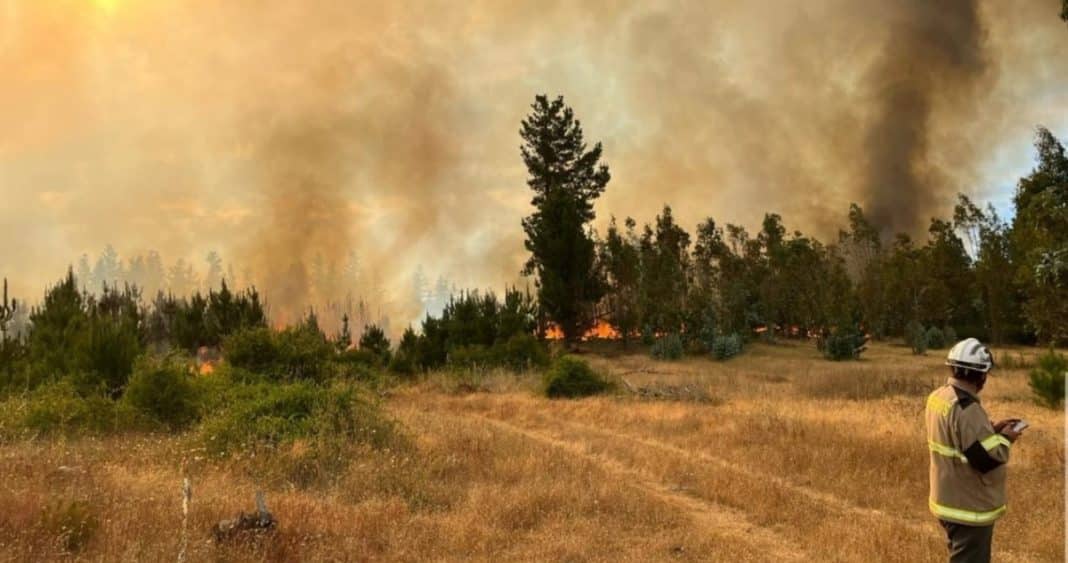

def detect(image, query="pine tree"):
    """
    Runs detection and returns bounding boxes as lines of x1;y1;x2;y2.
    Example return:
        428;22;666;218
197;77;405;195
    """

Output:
336;313;353;352
638;206;691;335
520;95;610;343
600;216;641;346
204;251;224;291
0;278;16;344
92;244;123;291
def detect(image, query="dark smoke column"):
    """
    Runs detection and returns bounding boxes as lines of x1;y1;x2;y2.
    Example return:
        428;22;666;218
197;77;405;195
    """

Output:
863;0;988;236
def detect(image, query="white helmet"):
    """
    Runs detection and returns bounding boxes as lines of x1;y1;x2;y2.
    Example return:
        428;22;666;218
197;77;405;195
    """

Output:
946;338;994;373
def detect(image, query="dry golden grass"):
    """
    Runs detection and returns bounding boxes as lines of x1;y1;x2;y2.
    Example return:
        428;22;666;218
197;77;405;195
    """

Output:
0;341;1062;561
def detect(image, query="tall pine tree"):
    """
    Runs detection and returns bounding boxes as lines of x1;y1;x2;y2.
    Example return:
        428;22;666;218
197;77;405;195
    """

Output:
520;95;610;343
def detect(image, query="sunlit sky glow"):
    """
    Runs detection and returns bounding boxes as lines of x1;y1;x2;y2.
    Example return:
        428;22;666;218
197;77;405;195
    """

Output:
1;1;1065;317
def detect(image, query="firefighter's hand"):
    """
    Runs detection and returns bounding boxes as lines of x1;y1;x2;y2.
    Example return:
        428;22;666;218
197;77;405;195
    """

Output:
1000;427;1022;442
993;419;1020;432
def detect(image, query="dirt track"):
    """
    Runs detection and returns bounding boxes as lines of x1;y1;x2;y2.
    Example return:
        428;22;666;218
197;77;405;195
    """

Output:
394;387;1045;563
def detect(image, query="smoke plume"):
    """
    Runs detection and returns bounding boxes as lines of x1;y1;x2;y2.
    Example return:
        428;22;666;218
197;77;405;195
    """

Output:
862;1;988;235
1;0;1065;329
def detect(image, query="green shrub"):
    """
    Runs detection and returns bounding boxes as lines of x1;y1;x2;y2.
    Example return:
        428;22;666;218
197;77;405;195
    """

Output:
650;333;684;360
543;355;613;399
388;327;420;376
640;325;656;346
712;333;743;361
387;353;416;376
75;316;141;397
494;333;549;371
821;327;867;361
338;348;383;368
443;334;549;373
121;356;200;430
696;307;718;352
358;324;391;364
197;381;395;457
222;327;278;374
1029;350;1066;409
446;345;492;370
685;337;708;355
224;326;334;382
925;326;947;349
905;321;927;355
943;326;958;346
274;326;335;382
1;380;118;436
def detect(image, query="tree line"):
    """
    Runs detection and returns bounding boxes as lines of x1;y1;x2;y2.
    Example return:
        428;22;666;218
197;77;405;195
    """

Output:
520;95;1067;348
0;94;1063;391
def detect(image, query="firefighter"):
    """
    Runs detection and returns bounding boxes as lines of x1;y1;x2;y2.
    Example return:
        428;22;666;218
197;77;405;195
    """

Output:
925;338;1024;563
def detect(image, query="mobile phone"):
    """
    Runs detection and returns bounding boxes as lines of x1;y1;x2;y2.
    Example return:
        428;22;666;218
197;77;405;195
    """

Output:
1011;420;1028;432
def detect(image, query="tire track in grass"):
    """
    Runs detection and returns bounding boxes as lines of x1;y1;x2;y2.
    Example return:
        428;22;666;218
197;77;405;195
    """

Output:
482;407;1032;563
440;410;811;563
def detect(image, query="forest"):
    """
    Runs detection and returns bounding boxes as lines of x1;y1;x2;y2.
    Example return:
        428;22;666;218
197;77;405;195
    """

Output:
0;97;1063;447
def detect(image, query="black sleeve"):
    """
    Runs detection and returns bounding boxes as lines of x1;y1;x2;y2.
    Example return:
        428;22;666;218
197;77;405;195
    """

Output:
962;441;1005;474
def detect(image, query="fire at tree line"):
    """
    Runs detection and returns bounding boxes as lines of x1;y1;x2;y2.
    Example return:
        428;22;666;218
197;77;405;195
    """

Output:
0;95;1064;436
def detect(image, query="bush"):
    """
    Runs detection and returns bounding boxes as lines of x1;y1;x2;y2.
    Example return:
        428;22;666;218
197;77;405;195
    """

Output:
338;348;384;368
821;327;867;361
1029;350;1066;409
388;327;420;376
75;316;142;397
358;324;391;364
696;307;718;352
444;334;549;373
905;321;927;355
712;333;743;361
387;352;416;376
925;327;947;349
274;326;335;382
446;345;493;371
0;380;118;436
543;356;613;399
224;326;335;382
121;356;200;430
494;333;549;371
650;333;684;360
640;324;656;346
222;327;277;374
198;381;395;457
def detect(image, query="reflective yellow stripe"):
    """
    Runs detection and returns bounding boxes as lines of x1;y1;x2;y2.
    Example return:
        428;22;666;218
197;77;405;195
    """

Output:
928;440;967;462
929;500;1006;524
926;394;952;417
980;433;1011;451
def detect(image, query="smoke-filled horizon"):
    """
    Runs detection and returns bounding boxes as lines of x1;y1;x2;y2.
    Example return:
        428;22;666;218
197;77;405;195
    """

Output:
2;0;1066;328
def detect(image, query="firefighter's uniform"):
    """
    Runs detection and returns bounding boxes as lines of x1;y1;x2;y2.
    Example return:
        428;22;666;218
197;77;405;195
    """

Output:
925;378;1012;562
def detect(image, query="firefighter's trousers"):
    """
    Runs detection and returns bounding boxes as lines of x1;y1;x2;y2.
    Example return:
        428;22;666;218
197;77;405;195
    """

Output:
940;520;994;563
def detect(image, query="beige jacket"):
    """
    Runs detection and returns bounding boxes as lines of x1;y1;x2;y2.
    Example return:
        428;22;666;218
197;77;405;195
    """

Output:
925;378;1012;526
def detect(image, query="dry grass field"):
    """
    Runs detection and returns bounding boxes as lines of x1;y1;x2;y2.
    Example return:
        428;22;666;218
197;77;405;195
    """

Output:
0;341;1062;562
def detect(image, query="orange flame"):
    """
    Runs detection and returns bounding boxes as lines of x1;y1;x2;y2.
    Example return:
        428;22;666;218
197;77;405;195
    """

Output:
196;346;220;375
544;320;621;341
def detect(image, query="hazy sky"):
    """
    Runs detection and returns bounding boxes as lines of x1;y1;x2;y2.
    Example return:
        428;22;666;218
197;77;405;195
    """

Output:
2;0;1066;321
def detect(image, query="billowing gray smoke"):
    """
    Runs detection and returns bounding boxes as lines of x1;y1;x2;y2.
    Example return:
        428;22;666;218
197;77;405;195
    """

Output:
1;0;1065;327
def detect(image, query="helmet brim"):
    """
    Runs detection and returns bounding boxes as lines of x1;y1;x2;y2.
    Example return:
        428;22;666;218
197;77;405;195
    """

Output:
945;359;992;373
